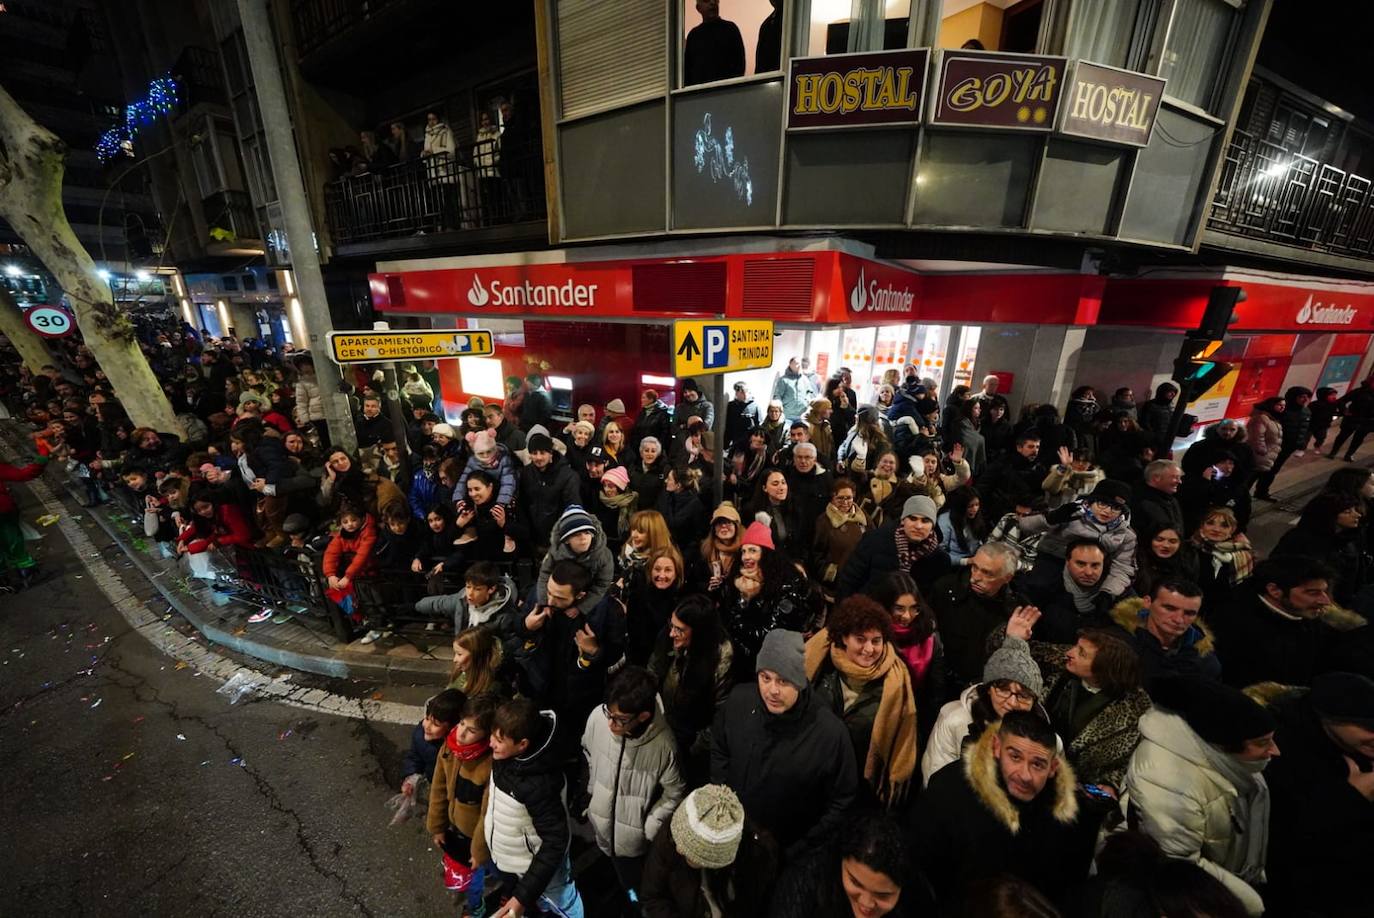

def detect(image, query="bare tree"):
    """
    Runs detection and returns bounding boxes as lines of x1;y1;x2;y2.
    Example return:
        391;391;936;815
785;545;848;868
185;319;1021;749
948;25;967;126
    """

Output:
0;84;183;435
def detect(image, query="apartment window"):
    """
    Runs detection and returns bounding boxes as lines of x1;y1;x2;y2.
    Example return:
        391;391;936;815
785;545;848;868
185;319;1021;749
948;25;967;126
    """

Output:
801;0;911;57
1066;0;1154;68
558;0;665;117
1160;0;1242;110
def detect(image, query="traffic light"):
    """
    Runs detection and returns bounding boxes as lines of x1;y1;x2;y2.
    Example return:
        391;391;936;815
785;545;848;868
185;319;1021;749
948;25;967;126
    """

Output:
1188;285;1245;340
1172;285;1243;401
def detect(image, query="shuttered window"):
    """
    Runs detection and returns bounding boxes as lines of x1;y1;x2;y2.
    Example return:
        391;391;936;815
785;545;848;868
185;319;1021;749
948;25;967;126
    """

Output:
557;0;666;120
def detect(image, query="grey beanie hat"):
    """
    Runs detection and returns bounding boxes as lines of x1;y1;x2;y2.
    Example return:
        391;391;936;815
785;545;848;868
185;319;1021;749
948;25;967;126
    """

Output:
755;629;807;688
982;635;1044;698
901;494;938;522
670;784;744;869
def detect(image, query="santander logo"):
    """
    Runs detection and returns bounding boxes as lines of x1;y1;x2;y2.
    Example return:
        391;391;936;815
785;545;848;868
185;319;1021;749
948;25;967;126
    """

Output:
849;266;915;314
464;273;598;309
1296;293;1357;326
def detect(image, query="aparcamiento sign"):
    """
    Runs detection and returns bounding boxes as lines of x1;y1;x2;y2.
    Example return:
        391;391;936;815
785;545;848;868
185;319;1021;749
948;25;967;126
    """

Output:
328;329;494;364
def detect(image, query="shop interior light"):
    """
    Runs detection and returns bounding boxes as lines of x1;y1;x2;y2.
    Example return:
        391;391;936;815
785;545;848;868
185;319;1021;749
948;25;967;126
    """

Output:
458;356;507;400
3;264;21;277
135;270;151;281
547;375;574;390
641;373;676;388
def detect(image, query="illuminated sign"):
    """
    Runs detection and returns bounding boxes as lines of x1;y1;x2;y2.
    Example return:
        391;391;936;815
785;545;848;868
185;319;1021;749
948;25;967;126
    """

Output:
673;320;774;376
327;329;493;364
788;49;930;130
931;50;1066;130
1057;61;1166;147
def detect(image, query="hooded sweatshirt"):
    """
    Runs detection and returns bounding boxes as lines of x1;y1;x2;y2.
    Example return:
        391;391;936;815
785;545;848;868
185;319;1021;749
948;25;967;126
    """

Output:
415;574;520;647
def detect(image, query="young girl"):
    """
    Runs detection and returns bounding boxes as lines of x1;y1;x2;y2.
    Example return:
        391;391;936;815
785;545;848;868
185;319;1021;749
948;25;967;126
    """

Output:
908;445;971;511
597;465;638;551
1190;508;1254;608
426;693;496;906
449;626;504;695
937;485;987;565
413;503;460;576
624;545;684;666
322;505;379;641
457;430;516;509
1133;525;1200;598
617;509;672;584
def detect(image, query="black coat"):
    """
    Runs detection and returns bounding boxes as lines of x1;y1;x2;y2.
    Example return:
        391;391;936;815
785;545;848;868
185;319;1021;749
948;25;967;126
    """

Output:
835;522;952;599
1130;486;1184;537
1210;590;1374;688
1136;397;1176;456
641;815;777;918
910;729;1099;914
1263;688;1374;918
783;465;833;550
768;842;926;918
711;684;857;858
1279;387;1313;450
1273;524;1369;608
516;457;581;549
980;453;1049;520
724;396;763;450
354;412;392;448
657;487;707;550
519;387;553;433
929;567;1019;695
488;712;572;909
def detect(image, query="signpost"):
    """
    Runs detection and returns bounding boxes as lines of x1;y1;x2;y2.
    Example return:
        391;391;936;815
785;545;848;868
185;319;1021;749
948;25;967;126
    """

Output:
327;328;494;364
25;306;74;338
672;319;774;377
671;319;775;506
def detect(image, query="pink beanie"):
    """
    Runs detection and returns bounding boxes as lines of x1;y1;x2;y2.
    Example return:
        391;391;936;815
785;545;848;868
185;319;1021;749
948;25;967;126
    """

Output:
601;465;631;492
741;520;774;550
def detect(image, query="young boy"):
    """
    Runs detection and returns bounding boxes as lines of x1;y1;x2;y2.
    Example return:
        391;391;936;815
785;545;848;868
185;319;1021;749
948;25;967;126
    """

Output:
579;666;685;902
427;694;497;906
416;560;519;653
402;688;467;802
533;507;613;619
373;504;422;574
486;699;584;918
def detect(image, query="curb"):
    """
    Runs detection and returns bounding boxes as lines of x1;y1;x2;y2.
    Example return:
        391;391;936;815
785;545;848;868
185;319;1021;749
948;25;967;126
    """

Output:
76;498;452;683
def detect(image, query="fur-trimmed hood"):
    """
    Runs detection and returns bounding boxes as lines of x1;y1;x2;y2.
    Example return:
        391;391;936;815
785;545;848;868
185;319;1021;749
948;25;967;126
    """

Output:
962;722;1078;834
1110;596;1215;656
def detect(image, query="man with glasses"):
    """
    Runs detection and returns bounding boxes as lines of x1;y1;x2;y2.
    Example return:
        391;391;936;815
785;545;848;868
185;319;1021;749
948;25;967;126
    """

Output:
578;666;685;906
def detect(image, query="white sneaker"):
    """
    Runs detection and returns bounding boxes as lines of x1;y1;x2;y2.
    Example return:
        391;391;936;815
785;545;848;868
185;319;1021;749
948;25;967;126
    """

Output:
358;629;383;645
1294;450;1306;458
248;608;275;624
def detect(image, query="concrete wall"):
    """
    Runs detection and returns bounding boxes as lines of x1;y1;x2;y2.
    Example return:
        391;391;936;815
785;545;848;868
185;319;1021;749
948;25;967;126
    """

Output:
1073;328;1179;404
1279;333;1333;395
971;324;1088;417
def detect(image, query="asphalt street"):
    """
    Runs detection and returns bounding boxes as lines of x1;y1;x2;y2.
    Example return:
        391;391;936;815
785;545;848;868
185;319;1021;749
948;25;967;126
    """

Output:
0;501;455;917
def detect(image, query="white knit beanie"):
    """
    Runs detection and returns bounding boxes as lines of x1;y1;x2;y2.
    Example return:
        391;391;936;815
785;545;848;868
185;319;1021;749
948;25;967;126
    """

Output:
670;784;744;870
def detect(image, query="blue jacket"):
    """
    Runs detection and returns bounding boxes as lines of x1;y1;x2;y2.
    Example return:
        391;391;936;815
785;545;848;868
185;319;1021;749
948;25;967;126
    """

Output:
409;465;447;519
401;722;442;781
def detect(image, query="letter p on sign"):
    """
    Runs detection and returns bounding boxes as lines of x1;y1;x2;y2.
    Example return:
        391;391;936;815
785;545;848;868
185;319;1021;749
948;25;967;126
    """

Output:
704;326;728;369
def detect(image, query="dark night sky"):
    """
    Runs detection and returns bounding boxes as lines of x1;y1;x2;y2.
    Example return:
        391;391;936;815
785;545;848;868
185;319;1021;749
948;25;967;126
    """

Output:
1257;0;1374;123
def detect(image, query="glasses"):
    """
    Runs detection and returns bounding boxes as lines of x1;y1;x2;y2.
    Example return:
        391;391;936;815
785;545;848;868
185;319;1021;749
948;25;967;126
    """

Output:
989;681;1036;703
601;704;637;728
714;520;736;529
833;494;855;503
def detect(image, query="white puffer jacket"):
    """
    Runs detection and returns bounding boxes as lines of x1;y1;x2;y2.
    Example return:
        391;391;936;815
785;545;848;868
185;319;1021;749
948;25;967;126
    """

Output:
581;699;686;858
294;377;325;425
1122;709;1270;915
484;712;564;877
921;685;978;786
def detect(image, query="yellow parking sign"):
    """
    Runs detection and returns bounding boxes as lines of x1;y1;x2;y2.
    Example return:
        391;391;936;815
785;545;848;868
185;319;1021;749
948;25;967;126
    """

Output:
327;329;493;364
672;320;774;377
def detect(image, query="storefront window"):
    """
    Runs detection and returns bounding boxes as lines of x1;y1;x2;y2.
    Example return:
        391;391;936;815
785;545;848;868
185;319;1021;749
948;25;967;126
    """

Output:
953;326;981;389
683;0;782;86
801;0;911;56
1160;0;1239;110
1066;0;1150;68
910;324;952;392
808;328;841;384
936;0;1040;52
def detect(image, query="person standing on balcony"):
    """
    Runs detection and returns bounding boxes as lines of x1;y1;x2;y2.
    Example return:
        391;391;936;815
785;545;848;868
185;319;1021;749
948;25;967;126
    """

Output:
387;121;414;163
499;99;538;220
684;0;745;87
421;111;459;230
359;129;395;171
474;110;503;224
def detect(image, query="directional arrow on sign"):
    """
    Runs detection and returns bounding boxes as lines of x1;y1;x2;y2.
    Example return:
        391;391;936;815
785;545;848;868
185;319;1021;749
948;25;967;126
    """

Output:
676;332;701;362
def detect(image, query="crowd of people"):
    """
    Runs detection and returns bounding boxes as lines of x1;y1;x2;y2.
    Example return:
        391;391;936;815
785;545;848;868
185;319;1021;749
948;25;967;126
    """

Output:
2;325;1373;918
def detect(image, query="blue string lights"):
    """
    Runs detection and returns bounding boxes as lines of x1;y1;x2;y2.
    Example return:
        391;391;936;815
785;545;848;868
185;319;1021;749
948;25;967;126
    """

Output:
94;75;180;162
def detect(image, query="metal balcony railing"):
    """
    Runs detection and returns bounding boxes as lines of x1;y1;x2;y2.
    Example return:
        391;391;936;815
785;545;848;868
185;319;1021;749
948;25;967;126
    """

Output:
322;136;546;247
289;0;402;58
202;189;261;242
1208;128;1374;259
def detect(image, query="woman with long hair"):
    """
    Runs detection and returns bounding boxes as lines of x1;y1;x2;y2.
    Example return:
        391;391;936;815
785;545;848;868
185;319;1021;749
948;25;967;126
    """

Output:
875;384;895;411
657;465;707;550
449;625;503;695
1323;465;1374;551
936;485;987;565
871;571;944;749
1189;508;1254;608
804;596;919;805
617;508;673;583
452;468;516;564
954;400;987;475
319;448;406;520
1134;524;1201;598
690;501;743;591
714;521;808;666
1273;491;1368;608
624;544;685;665
837;405;892;478
747;468;807;560
647;594;733;780
601;419;628;463
768;813;915;918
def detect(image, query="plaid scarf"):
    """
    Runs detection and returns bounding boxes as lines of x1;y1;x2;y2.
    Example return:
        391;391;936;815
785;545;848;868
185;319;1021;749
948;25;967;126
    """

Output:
894;525;939;571
1193;532;1255;582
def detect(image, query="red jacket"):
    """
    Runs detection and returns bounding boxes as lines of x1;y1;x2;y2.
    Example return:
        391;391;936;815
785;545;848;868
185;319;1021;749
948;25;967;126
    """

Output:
177;504;254;553
0;461;45;515
322;515;378;581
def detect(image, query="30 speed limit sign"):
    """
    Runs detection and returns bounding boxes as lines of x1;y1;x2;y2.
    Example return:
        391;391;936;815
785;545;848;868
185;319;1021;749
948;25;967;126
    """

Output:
25;306;75;338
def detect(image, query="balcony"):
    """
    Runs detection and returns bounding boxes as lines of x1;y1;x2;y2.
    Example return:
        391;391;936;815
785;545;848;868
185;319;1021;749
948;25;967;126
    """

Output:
202;189;261;243
1207;129;1374;263
172;45;227;109
321;137;546;253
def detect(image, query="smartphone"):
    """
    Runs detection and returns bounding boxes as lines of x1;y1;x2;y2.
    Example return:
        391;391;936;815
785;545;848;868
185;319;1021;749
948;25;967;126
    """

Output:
711;561;722;579
1081;784;1114;800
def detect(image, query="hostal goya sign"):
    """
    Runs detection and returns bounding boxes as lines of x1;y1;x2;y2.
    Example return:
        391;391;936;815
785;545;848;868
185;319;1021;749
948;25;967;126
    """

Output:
1057;61;1166;147
931;50;1066;130
788;49;929;130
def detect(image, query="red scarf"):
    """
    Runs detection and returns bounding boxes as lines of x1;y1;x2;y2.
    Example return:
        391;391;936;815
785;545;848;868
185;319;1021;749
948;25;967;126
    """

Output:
445;728;489;761
890;623;935;687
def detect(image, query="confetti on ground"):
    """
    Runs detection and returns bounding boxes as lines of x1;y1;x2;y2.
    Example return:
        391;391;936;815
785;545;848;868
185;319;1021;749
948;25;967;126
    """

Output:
36;514;60;527
121;752;135;761
174;661;189;671
229;757;245;767
89;698;102;709
176;734;186;741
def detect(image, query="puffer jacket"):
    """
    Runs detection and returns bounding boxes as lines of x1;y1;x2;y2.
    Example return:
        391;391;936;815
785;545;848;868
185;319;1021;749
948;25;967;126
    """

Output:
458;444;518;507
535;509;615;616
921;683;980;786
1246;407;1283;470
484;710;570;909
1018;508;1138;597
415;575;521;650
293;377;325;425
580;700;686;858
1122;709;1270;915
1278;386;1312;450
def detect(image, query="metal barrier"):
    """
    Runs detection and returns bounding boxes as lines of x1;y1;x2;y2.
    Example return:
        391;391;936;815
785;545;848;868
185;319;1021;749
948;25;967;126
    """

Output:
1208;128;1374;258
322;138;546;246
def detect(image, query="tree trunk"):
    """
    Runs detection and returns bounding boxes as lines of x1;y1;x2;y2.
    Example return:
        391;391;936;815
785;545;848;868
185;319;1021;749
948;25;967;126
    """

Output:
0;286;53;373
0;84;184;436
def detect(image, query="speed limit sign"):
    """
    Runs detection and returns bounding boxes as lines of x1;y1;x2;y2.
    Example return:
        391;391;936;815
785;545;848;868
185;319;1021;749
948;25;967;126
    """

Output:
25;306;74;338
